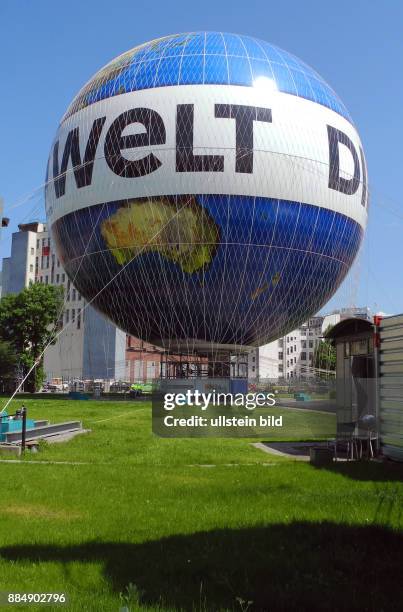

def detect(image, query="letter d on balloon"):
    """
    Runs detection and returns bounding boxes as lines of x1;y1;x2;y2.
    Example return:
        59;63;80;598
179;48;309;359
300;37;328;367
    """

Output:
327;125;363;198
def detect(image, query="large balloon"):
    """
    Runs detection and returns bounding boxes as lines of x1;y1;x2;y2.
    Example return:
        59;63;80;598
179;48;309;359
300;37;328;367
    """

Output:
46;32;368;351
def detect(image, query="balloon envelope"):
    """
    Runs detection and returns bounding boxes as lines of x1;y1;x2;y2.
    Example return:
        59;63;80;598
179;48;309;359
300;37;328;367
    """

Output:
46;32;368;350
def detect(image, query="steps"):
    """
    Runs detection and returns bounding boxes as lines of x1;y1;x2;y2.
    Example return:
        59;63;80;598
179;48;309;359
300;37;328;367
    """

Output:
4;421;83;444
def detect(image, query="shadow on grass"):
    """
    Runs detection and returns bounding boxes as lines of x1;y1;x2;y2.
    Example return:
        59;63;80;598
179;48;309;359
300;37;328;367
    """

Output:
1;522;403;611
317;460;403;482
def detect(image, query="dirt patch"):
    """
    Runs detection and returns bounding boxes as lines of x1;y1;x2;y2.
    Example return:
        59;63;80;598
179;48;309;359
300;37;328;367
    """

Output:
0;504;83;521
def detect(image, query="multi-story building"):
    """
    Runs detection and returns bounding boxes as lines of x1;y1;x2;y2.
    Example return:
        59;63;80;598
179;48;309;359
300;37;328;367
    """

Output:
254;308;372;381
2;221;126;382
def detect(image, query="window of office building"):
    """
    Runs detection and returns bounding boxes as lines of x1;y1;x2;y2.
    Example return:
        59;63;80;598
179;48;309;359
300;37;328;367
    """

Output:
278;352;283;360
29;264;33;272
45;276;48;284
77;311;81;330
72;288;76;301
301;352;306;361
72;309;75;322
56;274;60;283
62;273;65;282
65;310;69;324
36;240;39;249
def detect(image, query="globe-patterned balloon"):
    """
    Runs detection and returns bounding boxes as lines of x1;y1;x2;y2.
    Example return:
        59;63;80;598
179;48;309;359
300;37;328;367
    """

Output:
46;32;368;350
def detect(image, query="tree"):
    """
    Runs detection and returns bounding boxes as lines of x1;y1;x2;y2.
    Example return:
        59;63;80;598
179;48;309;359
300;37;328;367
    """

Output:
0;340;19;392
0;283;64;392
314;326;336;377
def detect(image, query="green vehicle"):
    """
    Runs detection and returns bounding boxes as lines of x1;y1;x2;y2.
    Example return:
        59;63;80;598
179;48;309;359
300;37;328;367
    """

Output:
129;382;154;397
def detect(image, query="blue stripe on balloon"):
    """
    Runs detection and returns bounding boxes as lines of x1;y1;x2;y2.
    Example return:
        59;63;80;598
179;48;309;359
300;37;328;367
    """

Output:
65;32;351;123
52;196;362;345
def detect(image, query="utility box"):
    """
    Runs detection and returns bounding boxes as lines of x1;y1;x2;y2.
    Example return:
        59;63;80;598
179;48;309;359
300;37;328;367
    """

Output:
0;412;36;442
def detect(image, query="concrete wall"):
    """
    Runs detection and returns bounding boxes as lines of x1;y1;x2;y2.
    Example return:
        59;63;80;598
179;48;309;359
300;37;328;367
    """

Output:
82;306;126;380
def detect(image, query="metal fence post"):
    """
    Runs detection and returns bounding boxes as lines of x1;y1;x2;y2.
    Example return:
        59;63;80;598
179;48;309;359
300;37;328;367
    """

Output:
21;405;27;453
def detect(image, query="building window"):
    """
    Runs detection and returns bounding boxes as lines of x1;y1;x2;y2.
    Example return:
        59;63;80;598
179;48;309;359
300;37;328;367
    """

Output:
309;341;313;348
36;240;39;249
278;352;283;360
301;352;306;361
72;288;76;301
77;293;81;301
65;310;69;324
56;274;60;283
57;259;60;267
72;309;76;322
290;346;293;353
40;276;43;283
42;238;45;246
62;273;65;283
252;366;255;372
77;311;81;330
45;276;48;284
279;364;283;372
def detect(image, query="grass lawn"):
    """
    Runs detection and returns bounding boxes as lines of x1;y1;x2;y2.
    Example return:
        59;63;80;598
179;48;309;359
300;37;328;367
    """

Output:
0;398;402;611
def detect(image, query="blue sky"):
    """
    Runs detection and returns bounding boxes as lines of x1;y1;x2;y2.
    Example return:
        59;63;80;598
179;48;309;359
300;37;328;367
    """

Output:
0;0;402;315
